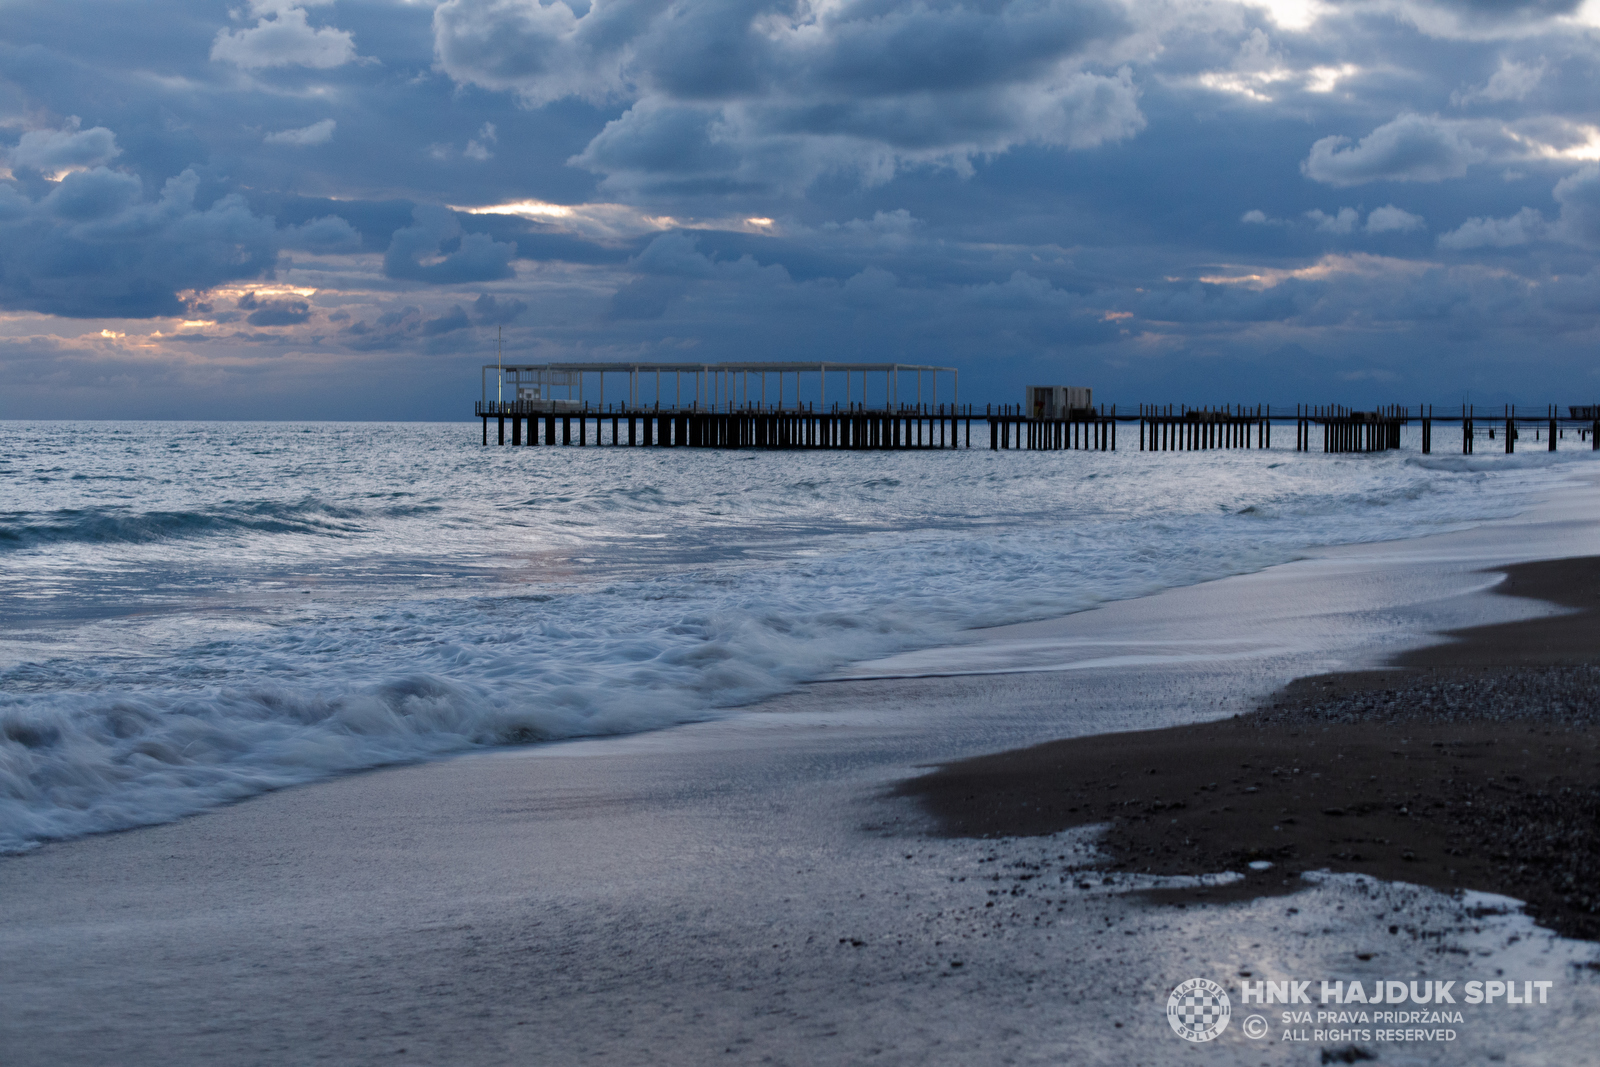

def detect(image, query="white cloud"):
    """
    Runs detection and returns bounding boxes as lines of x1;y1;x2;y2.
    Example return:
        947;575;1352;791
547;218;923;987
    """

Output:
1304;114;1486;186
1240;209;1274;224
6;121;119;177
1452;58;1547;105
212;5;357;70
264;119;336;146
464;122;497;161
1365;204;1427;232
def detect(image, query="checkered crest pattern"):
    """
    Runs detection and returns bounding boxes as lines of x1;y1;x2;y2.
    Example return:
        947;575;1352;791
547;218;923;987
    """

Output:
1175;992;1224;1028
1167;979;1230;1041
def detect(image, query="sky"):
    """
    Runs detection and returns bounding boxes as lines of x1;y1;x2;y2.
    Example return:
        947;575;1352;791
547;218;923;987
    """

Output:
4;0;1600;419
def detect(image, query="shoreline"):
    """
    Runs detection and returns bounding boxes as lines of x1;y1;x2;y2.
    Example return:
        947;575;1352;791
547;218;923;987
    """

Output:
893;556;1600;940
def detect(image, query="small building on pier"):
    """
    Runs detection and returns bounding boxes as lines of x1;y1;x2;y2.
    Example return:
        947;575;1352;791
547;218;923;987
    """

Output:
1026;386;1092;419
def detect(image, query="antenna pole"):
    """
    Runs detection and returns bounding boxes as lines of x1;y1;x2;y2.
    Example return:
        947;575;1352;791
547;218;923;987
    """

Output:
497;326;503;406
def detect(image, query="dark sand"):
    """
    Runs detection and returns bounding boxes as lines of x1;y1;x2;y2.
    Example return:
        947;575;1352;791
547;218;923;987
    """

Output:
895;556;1600;940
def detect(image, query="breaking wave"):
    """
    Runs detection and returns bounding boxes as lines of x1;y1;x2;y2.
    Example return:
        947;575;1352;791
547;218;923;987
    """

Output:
1;420;1594;852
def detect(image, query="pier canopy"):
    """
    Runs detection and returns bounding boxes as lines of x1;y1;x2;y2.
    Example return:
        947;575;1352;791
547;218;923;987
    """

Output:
482;360;957;413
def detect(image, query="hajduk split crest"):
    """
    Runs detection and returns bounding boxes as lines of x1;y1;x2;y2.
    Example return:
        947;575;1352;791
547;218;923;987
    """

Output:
1167;977;1231;1042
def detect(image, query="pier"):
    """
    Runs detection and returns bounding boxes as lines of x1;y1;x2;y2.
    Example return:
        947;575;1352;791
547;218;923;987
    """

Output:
475;364;1598;455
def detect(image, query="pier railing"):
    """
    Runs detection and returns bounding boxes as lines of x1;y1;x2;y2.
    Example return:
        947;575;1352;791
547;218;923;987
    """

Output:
473;402;1599;455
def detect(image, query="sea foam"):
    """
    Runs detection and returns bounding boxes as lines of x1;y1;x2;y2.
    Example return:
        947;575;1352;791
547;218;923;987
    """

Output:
0;420;1591;851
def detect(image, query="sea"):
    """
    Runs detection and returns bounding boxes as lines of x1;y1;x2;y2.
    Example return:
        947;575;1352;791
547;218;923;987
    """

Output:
1;419;1593;853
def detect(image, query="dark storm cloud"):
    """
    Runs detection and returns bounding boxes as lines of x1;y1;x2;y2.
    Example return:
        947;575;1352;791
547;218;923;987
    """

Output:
1438;164;1600;249
435;0;1142;194
0;166;277;318
237;291;313;325
279;214;363;253
472;292;529;324
422;304;472;334
383;205;518;283
5;0;1600;416
1345;0;1584;20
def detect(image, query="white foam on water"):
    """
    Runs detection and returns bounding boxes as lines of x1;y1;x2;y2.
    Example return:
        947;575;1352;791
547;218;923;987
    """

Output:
1;420;1594;851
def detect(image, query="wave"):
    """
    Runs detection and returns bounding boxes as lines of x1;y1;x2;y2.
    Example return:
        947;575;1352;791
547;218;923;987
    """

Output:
0;672;708;852
2;421;1596;853
0;498;442;549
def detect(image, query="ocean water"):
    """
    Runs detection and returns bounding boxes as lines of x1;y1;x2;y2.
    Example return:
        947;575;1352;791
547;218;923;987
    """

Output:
0;420;1593;852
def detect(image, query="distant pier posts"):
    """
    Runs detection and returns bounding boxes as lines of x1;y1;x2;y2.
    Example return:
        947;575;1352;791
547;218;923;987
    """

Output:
474;399;1593;460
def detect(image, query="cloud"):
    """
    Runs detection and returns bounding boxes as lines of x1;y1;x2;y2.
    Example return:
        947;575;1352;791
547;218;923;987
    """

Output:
383;205;518;283
608;275;686;320
281;214;361;252
1437;206;1548;247
436;0;1141;194
1553;164;1600;246
1451;58;1546;105
1306;207;1360;233
0;167;277;318
1365;204;1427;232
238;290;312;325
630;230;715;277
1412;0;1583;26
431;0;636;107
265;119;336;146
1436;166;1600;248
1303;114;1486;186
212;5;357;70
571;67;1145;195
464;122;497;161
5;122;120;175
1249;205;1425;234
472;292;528;324
421;304;472;335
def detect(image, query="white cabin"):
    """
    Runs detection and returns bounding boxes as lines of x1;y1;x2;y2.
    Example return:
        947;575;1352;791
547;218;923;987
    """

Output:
1025;386;1092;418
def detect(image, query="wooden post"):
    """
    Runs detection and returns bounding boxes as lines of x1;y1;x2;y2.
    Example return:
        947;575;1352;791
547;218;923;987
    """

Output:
498;414;505;446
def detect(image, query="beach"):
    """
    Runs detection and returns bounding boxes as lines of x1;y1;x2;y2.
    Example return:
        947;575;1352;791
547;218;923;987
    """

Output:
897;556;1600;935
4;426;1600;1064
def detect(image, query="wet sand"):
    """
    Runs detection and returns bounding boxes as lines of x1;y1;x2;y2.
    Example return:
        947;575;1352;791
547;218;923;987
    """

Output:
895;556;1600;939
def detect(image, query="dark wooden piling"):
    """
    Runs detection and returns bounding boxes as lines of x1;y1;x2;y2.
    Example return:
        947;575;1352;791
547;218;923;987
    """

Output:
474;399;1588;461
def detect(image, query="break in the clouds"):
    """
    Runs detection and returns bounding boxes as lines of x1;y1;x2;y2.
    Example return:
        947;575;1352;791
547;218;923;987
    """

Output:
4;0;1600;418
